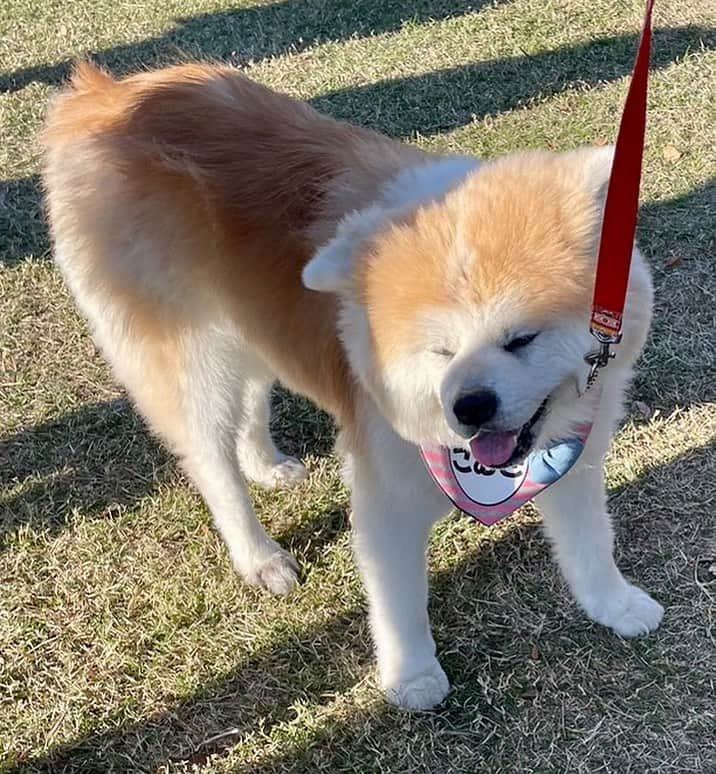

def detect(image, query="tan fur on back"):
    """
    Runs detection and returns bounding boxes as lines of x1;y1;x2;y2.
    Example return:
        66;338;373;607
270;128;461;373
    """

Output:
42;62;425;430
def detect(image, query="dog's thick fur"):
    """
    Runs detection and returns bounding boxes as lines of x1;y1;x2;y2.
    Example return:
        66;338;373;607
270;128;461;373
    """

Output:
42;62;663;710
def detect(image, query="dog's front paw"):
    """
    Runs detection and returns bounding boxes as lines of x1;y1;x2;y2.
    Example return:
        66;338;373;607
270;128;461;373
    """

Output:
583;582;664;637
606;584;664;637
383;659;450;711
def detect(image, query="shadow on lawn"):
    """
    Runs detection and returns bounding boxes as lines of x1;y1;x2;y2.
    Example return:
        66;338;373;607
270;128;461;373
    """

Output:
0;175;48;266
11;437;715;772
0;389;334;550
0;399;170;547
311;25;715;135
1;24;713;267
0;0;506;95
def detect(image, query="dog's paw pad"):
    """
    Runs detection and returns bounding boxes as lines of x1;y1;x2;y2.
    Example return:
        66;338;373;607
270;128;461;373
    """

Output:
249;551;300;596
607;584;664;637
383;661;450;711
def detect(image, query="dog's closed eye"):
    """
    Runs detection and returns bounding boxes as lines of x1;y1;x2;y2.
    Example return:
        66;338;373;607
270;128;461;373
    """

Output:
504;332;539;353
430;346;455;360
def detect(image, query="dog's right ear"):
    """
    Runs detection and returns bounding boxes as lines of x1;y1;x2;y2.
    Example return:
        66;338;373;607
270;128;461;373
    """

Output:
302;205;392;293
564;145;615;205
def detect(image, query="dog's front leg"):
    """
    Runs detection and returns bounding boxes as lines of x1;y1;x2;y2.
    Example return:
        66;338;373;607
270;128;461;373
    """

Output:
535;419;664;637
347;425;451;710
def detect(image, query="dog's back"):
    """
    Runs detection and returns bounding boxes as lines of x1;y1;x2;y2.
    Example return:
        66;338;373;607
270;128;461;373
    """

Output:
41;62;418;430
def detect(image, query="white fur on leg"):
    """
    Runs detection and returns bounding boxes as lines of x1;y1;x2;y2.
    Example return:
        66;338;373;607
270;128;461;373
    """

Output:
535;395;663;637
249;550;301;596
243;450;308;490
263;455;309;488
236;377;308;489
579;581;664;637
346;413;451;710
183;438;300;595
183;329;300;595
384;661;450;712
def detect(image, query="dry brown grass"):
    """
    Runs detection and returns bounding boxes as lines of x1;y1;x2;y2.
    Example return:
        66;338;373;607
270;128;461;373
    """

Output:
1;0;714;771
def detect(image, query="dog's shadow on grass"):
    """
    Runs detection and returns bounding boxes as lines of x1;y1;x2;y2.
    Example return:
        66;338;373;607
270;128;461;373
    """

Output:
1;23;712;267
0;388;343;557
0;398;170;546
12;436;715;772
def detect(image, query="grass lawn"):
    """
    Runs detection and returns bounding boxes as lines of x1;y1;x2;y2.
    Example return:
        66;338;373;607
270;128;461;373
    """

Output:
1;0;715;771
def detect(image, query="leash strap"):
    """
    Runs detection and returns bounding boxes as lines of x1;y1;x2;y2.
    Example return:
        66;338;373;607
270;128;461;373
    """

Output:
590;0;655;343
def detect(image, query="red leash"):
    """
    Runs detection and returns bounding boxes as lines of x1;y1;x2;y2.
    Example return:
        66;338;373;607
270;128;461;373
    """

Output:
586;0;655;385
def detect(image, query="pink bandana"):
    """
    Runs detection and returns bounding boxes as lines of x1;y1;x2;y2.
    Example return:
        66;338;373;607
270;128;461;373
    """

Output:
420;420;593;526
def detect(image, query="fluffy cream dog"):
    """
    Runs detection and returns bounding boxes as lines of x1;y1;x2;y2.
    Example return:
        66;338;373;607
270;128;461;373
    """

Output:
42;62;663;710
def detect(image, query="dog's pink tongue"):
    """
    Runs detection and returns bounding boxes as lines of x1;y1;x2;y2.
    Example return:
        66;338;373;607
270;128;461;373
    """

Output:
469;432;519;468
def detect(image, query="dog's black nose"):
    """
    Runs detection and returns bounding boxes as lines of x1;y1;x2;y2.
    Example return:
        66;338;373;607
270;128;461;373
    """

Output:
453;390;499;428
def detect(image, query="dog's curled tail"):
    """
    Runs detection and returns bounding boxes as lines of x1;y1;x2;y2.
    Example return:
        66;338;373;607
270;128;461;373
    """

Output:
70;60;115;93
41;58;341;210
41;61;119;147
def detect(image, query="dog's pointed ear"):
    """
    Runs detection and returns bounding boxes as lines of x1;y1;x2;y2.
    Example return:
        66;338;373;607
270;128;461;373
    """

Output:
566;145;615;202
302;205;391;293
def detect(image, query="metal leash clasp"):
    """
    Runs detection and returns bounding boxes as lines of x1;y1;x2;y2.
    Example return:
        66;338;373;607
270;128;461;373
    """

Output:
584;331;621;390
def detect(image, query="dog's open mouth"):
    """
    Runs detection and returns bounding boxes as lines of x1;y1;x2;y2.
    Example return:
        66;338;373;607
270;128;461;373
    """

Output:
468;399;548;468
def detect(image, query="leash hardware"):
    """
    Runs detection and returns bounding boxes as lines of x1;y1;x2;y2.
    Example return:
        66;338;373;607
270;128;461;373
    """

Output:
584;331;621;390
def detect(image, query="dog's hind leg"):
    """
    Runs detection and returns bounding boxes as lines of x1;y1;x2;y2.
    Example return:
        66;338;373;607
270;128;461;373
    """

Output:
179;333;300;594
126;325;300;595
236;376;308;490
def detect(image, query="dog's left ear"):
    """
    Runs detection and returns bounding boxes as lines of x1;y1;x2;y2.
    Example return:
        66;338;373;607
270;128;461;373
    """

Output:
303;205;392;293
565;145;615;204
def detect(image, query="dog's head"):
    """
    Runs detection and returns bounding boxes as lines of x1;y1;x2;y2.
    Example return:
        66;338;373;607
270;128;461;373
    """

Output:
303;147;652;464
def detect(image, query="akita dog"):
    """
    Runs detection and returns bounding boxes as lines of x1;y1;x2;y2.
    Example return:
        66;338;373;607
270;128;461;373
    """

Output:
41;62;663;710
